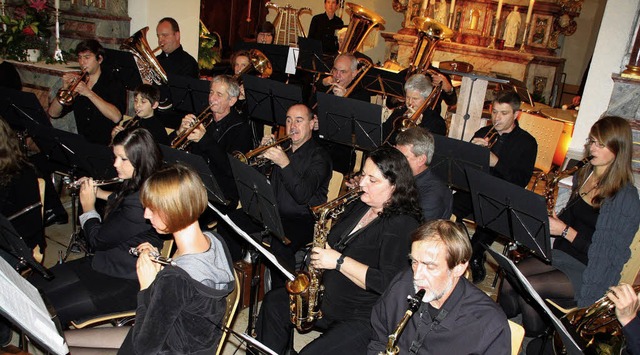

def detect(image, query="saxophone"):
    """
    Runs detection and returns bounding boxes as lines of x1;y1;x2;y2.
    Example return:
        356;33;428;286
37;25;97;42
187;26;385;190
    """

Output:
532;156;592;215
382;289;426;355
285;187;364;332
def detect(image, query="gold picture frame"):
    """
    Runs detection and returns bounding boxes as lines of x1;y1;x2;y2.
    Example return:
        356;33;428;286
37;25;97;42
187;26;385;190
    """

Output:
528;14;553;48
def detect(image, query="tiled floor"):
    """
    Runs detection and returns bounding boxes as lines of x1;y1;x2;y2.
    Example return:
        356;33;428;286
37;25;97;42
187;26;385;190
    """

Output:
22;183;535;354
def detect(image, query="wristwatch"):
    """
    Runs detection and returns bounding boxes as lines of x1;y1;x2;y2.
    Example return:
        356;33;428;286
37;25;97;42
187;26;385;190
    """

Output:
335;255;345;271
561;225;570;239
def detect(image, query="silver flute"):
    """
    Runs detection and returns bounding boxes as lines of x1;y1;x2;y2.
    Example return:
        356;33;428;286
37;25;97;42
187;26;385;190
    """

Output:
129;247;175;266
65;177;123;190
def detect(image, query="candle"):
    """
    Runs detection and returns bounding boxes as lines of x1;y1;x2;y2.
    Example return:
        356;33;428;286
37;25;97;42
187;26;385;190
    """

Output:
421;0;428;12
449;0;455;17
525;0;535;24
495;0;503;23
55;0;59;10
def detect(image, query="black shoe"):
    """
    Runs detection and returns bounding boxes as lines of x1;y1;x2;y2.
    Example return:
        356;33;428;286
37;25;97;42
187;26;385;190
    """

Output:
469;254;486;284
44;210;69;227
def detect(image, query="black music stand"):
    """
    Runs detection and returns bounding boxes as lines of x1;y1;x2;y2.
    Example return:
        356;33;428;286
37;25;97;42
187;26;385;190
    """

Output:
244;75;302;128
0;214;52;279
228;154;289;336
102;48;143;90
296;37;331;74
467;166;552;286
0;88;52;131
166;74;211;114
233;41;291;74
430;135;489;192
159;145;227;206
316;92;383;151
361;67;405;100
486;248;583;355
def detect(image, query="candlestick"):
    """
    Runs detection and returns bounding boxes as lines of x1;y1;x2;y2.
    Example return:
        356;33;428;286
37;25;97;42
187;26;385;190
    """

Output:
53;9;64;62
518;21;530;53
525;0;535;24
487;0;503;49
55;0;59;10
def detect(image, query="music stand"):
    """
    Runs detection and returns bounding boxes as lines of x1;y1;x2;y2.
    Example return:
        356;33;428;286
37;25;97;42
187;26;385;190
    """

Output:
0;88;52;131
430;135;489;192
233;41;290;74
296;37;331;74
316;92;383;151
228;154;289;336
102;48;143;90
361;67;405;100
159;145;227;206
467;168;551;263
166;73;211;114
244;75;301;127
486;248;583;355
0;214;52;279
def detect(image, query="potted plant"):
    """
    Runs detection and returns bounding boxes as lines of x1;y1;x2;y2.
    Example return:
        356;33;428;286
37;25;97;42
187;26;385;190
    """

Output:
0;0;53;61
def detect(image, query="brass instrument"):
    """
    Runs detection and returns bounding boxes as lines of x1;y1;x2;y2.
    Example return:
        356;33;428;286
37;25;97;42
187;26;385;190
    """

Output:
286;188;364;331
407;17;454;77
121;116;141;130
383;289;426;355
232;135;291;167
234;49;273;81
170;107;214;150
56;71;88;106
121;27;168;85
266;2;311;46
553;284;640;354
65;177;124;190
532;156;591;215
483;126;499;149
129;247;175;266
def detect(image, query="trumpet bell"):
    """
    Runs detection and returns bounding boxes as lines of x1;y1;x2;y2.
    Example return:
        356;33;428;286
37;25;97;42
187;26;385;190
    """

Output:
339;3;386;54
249;49;273;78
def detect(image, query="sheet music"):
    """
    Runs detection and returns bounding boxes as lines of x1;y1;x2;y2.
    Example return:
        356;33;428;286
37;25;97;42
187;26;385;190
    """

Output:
0;258;68;355
286;47;299;75
208;203;295;281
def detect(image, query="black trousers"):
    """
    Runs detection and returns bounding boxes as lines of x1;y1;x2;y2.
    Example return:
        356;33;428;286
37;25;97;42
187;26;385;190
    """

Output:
256;287;371;355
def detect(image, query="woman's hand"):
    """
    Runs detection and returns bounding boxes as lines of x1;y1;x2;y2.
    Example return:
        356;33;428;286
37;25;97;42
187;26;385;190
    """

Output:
136;249;161;290
78;177;97;212
310;244;341;271
607;284;639;327
135;242;160;256
549;212;576;242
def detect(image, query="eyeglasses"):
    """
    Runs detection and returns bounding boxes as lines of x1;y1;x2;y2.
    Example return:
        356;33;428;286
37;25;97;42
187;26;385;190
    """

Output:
586;137;606;149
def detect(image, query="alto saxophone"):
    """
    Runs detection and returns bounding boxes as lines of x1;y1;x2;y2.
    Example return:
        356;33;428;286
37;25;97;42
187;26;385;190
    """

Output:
382;289;426;355
285;187;363;332
532;156;592;215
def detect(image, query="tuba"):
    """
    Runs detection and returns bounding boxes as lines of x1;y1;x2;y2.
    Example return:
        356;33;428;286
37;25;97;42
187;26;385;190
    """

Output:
121;27;168;85
553;285;640;354
285;188;364;332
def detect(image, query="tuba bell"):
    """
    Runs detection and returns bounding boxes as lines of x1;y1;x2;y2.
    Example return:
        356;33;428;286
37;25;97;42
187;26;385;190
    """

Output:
121;27;168;85
234;49;273;81
407;17;454;78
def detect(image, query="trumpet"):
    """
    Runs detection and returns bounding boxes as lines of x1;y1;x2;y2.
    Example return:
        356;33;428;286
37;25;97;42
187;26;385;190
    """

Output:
129;247;175;266
233;135;291;167
171;107;214;150
483;126;499;149
56;71;88;106
64;177;124;190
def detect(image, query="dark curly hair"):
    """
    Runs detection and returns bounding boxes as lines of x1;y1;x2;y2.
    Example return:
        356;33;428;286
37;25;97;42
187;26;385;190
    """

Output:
368;146;422;222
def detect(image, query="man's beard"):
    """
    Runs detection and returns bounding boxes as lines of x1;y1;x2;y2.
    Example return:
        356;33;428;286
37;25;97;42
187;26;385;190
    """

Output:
414;272;455;304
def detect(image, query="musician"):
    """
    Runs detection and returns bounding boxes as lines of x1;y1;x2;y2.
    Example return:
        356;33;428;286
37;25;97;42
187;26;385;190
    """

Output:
608;283;640;355
383;73;448;141
64;164;235;354
155;17;199;78
499;116;640;338
28;128;163;327
308;0;344;56
395;127;452;221
317;53;371;102
257;21;276;44
48;39;126;146
368;220;510;354
452;90;537;283
111;84;169;145
176;75;253;210
256;146;422;354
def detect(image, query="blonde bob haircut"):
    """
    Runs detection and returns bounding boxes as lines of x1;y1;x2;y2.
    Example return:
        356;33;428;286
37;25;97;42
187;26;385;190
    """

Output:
140;163;207;233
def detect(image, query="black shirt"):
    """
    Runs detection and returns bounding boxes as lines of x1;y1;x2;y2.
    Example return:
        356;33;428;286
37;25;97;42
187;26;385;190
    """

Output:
123;116;169;146
555;196;599;265
383;106;447;143
156;45;199;78
308;13;344;55
473;123;537;187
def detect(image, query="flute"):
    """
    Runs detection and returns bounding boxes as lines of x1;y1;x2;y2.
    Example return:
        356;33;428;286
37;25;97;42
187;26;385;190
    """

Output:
65;177;123;190
129;247;175;266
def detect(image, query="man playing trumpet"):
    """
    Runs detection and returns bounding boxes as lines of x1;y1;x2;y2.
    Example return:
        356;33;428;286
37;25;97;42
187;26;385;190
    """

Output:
48;40;126;146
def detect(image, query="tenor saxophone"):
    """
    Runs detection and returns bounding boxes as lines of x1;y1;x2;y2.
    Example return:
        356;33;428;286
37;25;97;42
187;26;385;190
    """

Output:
285;187;363;332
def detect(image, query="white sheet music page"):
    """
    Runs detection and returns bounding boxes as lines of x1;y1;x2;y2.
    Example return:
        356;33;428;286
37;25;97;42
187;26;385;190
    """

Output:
0;258;68;355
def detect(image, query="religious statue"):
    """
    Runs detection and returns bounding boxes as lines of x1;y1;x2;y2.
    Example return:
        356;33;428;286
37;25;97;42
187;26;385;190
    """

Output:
435;0;448;25
503;6;521;48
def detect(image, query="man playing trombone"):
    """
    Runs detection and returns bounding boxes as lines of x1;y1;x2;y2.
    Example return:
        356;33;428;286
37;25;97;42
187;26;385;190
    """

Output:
48;40;126;146
316;53;371;102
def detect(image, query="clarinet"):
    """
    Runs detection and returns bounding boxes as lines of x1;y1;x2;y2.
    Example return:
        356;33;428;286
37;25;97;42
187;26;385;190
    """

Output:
382;289;426;355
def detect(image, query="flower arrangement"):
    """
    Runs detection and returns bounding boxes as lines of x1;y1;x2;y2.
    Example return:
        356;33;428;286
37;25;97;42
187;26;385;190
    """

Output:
0;0;54;61
198;19;221;71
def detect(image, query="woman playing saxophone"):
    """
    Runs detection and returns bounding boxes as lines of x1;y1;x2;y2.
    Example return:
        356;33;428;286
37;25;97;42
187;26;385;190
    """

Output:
499;116;640;343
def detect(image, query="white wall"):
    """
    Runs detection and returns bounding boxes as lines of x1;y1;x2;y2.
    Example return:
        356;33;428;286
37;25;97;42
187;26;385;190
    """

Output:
127;0;200;60
567;1;640;159
265;0;404;64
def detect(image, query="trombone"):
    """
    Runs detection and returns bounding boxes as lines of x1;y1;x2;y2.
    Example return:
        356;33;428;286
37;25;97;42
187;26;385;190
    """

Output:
170;107;214;150
233;135;291;167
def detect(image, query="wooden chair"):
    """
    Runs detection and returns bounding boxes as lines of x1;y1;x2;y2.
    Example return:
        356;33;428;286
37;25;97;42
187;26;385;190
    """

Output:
508;320;525;355
327;170;344;201
216;268;241;355
518;112;565;173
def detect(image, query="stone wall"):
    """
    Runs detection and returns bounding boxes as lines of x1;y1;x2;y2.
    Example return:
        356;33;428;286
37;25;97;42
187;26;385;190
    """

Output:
606;74;640;177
